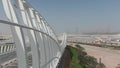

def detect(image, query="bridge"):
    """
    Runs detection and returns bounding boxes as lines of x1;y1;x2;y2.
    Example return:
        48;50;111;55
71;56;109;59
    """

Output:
0;0;67;68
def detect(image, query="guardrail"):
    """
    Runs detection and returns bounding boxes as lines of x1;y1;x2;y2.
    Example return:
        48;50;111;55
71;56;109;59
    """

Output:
0;0;67;68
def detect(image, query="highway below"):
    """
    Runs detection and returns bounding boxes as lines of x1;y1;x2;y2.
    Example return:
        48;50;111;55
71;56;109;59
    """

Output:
0;51;16;66
80;44;120;68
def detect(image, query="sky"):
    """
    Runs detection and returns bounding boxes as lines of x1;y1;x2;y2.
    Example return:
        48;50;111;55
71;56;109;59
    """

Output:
27;0;120;34
0;0;120;34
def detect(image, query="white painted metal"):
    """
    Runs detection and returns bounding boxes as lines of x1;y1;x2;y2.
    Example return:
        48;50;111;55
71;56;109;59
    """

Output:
9;45;13;51
0;0;67;68
3;46;6;53
17;0;41;68
2;0;29;68
1;46;3;54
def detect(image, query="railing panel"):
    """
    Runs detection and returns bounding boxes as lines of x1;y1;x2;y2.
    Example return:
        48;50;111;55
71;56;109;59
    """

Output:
0;0;67;68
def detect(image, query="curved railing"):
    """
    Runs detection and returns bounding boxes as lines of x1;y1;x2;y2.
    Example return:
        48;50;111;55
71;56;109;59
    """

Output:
0;0;67;68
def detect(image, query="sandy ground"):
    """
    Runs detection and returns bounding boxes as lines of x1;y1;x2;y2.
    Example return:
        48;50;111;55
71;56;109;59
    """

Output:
80;44;120;68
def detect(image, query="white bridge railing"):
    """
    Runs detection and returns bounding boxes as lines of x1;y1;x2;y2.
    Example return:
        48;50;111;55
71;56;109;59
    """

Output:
0;0;67;68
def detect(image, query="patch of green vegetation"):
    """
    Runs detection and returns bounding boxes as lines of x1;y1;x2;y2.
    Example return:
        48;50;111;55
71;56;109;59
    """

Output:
66;45;106;68
76;45;99;68
66;46;83;68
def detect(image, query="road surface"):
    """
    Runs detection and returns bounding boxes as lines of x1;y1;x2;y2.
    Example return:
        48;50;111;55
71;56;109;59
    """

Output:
0;51;16;65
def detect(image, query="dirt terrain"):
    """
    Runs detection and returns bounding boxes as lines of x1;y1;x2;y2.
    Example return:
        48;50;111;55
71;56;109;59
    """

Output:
80;44;120;68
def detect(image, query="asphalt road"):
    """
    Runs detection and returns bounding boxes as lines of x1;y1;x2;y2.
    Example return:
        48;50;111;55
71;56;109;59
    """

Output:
0;51;16;65
80;44;120;68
